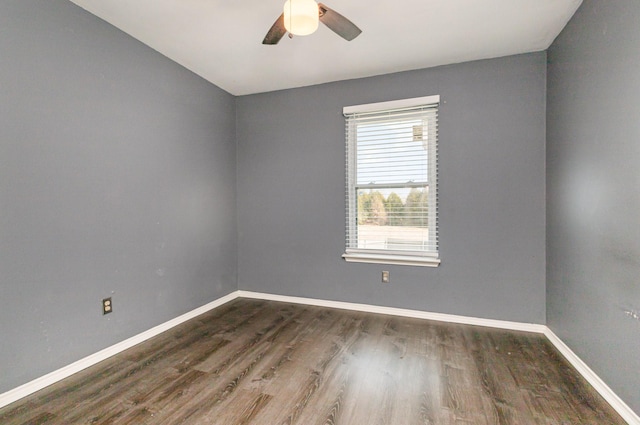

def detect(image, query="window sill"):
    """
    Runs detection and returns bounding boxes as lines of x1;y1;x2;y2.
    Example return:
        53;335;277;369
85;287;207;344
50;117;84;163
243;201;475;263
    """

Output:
342;251;440;267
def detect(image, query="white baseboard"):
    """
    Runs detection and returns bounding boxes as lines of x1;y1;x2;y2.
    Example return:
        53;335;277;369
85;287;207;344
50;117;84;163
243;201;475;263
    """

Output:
2;290;637;424
544;328;640;425
0;291;239;410
238;290;548;333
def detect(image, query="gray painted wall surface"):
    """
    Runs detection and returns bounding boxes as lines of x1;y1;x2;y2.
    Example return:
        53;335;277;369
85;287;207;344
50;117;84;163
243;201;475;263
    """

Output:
547;0;640;414
0;0;237;392
237;53;547;324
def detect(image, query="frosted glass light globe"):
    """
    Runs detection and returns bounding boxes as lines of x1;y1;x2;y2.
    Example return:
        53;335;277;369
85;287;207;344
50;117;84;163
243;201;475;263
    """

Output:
283;0;319;36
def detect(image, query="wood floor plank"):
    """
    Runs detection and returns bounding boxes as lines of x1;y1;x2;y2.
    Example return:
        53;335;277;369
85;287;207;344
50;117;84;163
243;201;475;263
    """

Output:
0;299;627;425
265;313;366;425
154;316;304;423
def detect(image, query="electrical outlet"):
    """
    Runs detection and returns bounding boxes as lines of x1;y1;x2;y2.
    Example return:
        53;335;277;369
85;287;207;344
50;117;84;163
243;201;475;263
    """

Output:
382;271;390;283
102;297;112;315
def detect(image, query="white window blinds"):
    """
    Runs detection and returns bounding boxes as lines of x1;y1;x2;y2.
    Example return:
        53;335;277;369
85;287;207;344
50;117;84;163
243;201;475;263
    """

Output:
343;95;439;266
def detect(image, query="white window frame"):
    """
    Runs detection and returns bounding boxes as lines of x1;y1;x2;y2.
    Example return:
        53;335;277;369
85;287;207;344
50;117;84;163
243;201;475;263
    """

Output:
342;95;440;267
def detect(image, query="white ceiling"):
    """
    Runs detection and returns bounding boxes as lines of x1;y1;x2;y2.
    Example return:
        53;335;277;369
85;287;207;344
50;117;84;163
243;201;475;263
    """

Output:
68;0;582;96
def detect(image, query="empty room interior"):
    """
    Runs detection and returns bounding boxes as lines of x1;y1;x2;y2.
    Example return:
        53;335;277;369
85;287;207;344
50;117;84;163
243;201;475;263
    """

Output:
1;0;639;423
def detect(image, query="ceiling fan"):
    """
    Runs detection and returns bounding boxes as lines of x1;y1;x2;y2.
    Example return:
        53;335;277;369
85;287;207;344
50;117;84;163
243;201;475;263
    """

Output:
263;0;362;45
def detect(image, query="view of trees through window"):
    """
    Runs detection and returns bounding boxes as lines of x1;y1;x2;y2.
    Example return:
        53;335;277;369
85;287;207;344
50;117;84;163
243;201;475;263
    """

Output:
356;187;429;251
357;188;428;227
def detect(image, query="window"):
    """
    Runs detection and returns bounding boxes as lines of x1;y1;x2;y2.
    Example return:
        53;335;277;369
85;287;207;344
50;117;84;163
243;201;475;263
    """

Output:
343;95;440;267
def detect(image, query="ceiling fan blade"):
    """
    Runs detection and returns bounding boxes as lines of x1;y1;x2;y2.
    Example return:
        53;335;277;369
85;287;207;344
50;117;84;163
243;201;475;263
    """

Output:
263;13;287;45
318;3;362;41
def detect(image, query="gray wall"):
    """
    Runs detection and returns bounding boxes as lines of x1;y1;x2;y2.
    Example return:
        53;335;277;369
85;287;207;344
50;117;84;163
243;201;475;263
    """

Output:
0;0;237;393
237;53;547;324
547;0;640;414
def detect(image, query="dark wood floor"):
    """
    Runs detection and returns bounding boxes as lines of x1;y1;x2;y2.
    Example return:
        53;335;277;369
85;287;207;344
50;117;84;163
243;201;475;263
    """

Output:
0;299;626;424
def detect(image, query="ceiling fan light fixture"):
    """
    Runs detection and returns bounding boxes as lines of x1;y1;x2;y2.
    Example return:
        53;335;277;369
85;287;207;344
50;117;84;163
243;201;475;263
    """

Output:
283;0;319;36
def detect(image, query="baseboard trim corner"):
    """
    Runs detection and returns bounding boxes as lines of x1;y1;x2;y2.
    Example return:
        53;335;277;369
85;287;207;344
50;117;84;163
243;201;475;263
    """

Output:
237;290;547;334
544;328;640;425
0;291;240;410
